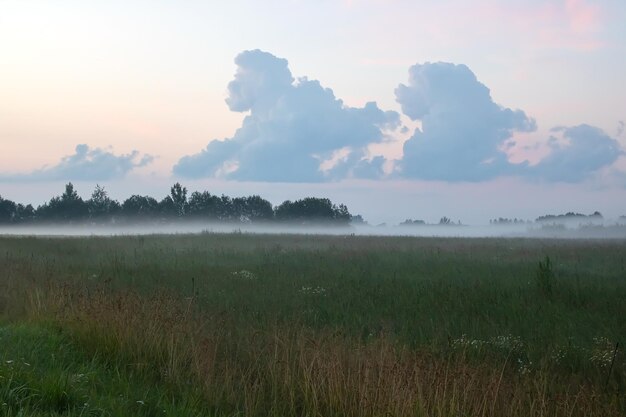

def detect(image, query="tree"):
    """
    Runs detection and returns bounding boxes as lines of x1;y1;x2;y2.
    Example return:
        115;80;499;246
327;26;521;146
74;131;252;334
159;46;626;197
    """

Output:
87;185;120;221
169;183;188;217
187;191;221;220
218;195;234;221
350;214;368;225
231;195;273;222
400;218;425;226
14;204;35;223
158;196;177;218
243;195;273;221
121;195;159;218
274;197;351;224
37;183;88;222
439;216;452;225
0;196;17;223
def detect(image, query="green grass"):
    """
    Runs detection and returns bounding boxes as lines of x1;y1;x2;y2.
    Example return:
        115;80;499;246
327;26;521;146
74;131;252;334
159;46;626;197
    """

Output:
1;233;625;416
0;323;208;416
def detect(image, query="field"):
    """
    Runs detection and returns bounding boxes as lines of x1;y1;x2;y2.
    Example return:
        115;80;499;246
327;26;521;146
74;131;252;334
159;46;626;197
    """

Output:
0;233;625;416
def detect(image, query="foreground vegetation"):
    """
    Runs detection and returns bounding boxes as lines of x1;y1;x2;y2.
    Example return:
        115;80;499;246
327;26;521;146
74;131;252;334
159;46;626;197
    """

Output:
1;233;625;416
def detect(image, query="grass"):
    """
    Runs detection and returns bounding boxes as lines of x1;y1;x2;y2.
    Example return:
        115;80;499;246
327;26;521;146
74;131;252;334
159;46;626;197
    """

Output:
0;233;625;416
0;323;208;416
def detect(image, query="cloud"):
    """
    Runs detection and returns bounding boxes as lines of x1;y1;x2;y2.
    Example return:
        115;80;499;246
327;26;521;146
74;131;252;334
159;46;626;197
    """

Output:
0;144;153;181
394;62;536;181
529;124;623;182
174;49;400;182
176;52;622;185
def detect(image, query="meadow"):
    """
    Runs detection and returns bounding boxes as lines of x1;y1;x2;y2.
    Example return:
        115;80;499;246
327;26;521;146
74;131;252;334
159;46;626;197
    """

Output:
0;232;624;416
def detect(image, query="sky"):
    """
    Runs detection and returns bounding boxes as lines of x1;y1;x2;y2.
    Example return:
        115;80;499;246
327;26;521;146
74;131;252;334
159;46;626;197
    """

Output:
1;0;626;224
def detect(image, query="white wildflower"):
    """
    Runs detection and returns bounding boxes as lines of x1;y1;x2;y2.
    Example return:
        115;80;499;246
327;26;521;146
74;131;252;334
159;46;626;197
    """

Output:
300;286;327;295
231;270;256;280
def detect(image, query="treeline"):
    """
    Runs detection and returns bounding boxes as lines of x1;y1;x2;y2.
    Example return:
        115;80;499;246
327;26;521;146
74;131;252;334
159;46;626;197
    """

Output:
0;183;352;225
535;211;603;223
489;217;530;225
399;217;461;226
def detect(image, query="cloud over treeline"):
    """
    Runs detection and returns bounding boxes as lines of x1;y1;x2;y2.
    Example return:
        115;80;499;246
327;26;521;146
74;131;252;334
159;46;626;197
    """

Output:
1;144;153;181
174;50;400;182
175;50;623;184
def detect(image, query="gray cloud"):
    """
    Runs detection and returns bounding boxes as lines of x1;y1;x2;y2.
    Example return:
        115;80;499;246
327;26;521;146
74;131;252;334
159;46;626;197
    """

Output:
530;124;623;182
1;144;153;181
174;49;400;182
395;62;536;181
393;62;624;183
176;52;622;184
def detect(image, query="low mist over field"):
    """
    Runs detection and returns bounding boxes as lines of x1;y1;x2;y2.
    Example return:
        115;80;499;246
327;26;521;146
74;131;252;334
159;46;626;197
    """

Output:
2;220;626;239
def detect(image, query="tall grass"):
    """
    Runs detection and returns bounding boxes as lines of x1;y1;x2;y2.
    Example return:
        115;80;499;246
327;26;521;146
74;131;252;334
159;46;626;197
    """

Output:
1;233;625;416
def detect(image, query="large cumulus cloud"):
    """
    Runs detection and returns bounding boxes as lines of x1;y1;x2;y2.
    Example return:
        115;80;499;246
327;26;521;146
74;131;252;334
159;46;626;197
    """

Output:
1;144;153;181
530;125;623;182
395;62;537;181
394;62;624;183
174;50;400;182
175;51;623;184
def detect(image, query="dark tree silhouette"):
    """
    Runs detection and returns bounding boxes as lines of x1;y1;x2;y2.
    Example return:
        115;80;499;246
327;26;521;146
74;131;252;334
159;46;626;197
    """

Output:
187;191;221;220
274;197;351;224
14;204;35;223
87;185;120;221
122;195;159;218
400;219;425;226
37;183;88;222
169;183;188;217
1;182;354;226
0;196;17;223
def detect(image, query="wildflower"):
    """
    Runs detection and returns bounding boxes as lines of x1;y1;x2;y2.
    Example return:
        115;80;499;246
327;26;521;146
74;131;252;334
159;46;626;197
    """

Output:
517;358;532;375
300;286;326;295
231;270;256;280
590;337;615;368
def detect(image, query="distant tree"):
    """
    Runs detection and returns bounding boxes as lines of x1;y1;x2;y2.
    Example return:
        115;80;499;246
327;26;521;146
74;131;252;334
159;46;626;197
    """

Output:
350;214;368;225
400;218;425;226
14;204;35;223
187;191;221;220
87;185;120;221
275;197;351;224
218;195;234;221
169;183;188;217
121;195;159;218
37;183;88;222
335;204;351;222
240;195;274;222
0;196;17;223
536;211;603;223
439;216;452;225
158;196;177;218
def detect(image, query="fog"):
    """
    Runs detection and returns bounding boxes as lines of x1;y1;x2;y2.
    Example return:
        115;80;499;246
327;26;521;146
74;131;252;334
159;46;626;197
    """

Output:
1;220;626;239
